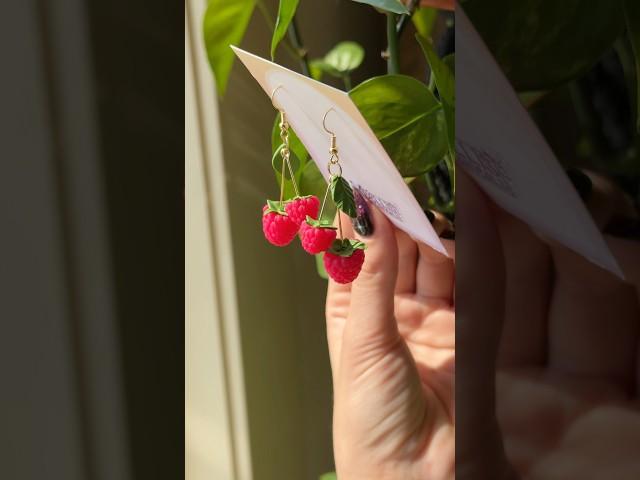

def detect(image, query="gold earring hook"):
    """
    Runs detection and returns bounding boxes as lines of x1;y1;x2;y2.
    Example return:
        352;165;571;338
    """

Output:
270;85;285;110
322;108;336;136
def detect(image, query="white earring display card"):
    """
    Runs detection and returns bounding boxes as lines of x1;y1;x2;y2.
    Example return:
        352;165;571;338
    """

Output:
232;46;448;257
457;7;623;278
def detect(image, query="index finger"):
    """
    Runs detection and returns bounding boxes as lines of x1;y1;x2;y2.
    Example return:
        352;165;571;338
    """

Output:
416;237;455;303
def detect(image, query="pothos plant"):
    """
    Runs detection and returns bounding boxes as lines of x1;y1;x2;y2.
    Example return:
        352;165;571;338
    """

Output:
463;0;640;200
203;0;455;272
203;0;452;472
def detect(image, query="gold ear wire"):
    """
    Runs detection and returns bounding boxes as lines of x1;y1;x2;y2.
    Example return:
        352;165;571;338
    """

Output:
322;108;336;136
270;85;285;110
269;85;299;199
323;108;339;158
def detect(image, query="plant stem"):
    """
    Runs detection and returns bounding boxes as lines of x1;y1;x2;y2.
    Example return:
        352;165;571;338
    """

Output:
424;172;439;209
444;152;455;197
386;13;400;74
287;17;311;77
342;74;352;91
396;0;420;36
255;0;274;29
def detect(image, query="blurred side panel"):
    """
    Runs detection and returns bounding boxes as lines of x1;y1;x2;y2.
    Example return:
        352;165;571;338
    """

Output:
0;0;130;479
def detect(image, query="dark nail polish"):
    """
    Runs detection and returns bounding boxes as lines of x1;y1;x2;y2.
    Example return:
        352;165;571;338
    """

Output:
352;189;374;236
441;228;455;240
425;209;435;223
604;217;640;239
566;168;592;201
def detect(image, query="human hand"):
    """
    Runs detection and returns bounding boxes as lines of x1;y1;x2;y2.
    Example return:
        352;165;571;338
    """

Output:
495;171;640;479
325;203;455;479
457;169;640;479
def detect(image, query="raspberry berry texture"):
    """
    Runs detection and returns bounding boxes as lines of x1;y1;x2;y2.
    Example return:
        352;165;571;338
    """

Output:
285;195;320;227
324;249;365;284
262;206;299;246
300;222;337;254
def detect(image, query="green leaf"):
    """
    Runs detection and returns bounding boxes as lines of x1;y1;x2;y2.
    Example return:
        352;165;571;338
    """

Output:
310;41;365;81
270;114;308;198
412;7;438;37
518;90;547;108
351;0;409;14
309;59;326;81
416;35;454;105
350;74;448;176
443;53;455;76
319;473;337;480
308;60;340;78
324;41;365;74
203;0;256;97
625;0;640;131
271;144;301;175
271;0;300;60
461;0;624;91
328;238;366;256
416;36;455;158
330;176;357;217
315;253;329;280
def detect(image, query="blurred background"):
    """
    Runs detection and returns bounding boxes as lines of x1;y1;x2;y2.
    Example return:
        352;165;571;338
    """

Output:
1;1;182;479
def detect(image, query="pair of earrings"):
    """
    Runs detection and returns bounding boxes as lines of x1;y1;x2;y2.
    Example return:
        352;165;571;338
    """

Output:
261;87;366;284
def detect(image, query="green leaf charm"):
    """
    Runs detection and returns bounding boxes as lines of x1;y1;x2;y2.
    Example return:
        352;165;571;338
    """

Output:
330;176;357;217
270;0;300;60
350;0;409;15
203;0;256;97
271;144;301;175
271;114;308;198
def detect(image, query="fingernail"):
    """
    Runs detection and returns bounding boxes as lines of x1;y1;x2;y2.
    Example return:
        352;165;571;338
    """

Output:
441;227;455;240
352;189;374;236
425;209;435;223
426;209;455;239
604;217;640;239
566;168;592;201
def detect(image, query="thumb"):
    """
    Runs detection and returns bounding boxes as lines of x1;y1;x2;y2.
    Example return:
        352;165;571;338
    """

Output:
342;203;400;350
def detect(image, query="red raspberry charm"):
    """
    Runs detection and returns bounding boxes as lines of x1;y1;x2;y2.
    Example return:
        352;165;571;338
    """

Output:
323;239;366;284
262;203;298;246
299;221;337;254
285;195;320;227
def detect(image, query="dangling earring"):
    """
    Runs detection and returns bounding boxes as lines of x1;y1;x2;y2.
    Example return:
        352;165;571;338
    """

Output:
308;108;365;284
261;86;320;246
